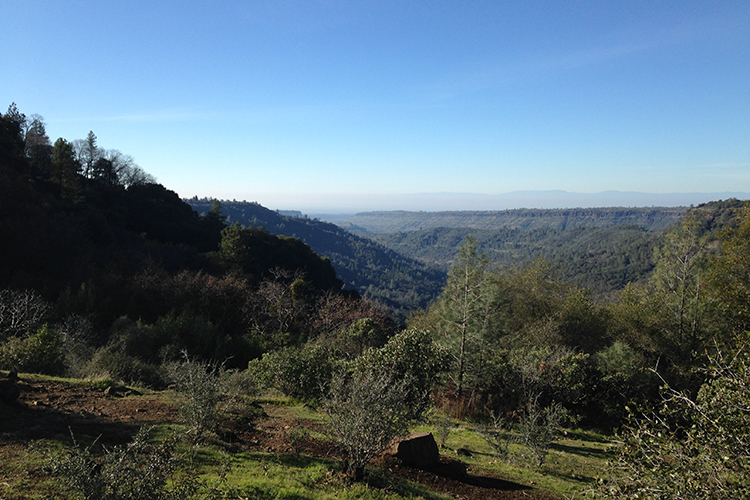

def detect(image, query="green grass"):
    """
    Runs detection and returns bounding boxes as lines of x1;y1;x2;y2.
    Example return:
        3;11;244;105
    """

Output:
0;377;616;499
415;418;615;498
190;448;453;500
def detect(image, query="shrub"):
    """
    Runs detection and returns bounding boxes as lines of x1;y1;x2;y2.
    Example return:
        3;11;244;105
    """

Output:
0;288;50;341
598;347;750;498
518;396;565;468
85;346;165;388
0;324;65;375
354;328;449;419
248;341;337;402
47;427;224;500
478;411;513;460
324;368;413;480
166;355;227;443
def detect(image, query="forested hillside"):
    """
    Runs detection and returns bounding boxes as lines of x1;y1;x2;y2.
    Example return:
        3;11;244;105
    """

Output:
359;202;744;297
185;199;446;315
0;103;390;378
340;207;687;234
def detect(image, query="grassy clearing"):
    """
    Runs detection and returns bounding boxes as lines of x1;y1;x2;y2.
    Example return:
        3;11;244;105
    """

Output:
202;449;453;500
1;377;616;500
414;417;615;498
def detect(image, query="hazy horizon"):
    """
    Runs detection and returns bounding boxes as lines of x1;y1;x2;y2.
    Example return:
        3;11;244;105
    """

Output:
227;190;750;216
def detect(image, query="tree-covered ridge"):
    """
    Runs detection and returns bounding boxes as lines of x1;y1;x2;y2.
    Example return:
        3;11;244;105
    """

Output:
185;199;446;315
340;207;688;234
368;225;660;296
0;103;379;375
363;199;746;298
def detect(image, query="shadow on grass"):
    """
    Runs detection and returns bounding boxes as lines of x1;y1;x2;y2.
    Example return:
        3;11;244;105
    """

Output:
559;429;611;443
541;467;597;485
549;442;610;459
275;451;338;469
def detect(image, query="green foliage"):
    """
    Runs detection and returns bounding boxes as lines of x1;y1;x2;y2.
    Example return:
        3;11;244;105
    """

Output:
709;202;750;338
47;427;223;500
518;397;566;468
429;237;491;396
166;355;228;443
86;346;165;388
186;198;446;317
354;328;449;418
83;318;166;386
249;341;338;402
332;317;388;359
0;324;65;374
344;207;687;234
478;411;512;460
598;347;750;499
370;223;664;297
151;311;224;363
324;368;413;480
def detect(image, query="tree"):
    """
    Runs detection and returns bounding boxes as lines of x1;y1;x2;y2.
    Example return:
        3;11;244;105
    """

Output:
102;149;156;187
219;221;248;271
0;288;50;341
432;236;490;396
74;131;100;178
709;203;750;338
598;346;750;499
0;103;26;167
650;213;714;359
24;114;52;177
92;157;117;185
51;137;82;200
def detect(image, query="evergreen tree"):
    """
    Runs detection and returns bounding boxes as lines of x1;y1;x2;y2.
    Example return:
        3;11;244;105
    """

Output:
433;236;490;396
51;138;82;200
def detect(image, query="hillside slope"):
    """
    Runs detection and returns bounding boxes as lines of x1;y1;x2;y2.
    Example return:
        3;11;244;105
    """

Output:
185;199;446;315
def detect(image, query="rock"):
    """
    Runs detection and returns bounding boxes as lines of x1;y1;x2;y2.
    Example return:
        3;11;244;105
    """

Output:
0;379;20;404
388;432;440;468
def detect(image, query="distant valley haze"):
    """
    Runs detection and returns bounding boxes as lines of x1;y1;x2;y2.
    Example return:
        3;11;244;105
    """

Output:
267;190;750;219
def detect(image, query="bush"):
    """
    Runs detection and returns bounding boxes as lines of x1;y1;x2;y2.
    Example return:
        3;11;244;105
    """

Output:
248;341;338;402
324;368;413;480
166;355;227;443
518;396;565;468
0;288;50;341
478;411;512;460
47;427;224;500
598;347;750;498
0;324;65;374
354;329;449;418
85;346;166;388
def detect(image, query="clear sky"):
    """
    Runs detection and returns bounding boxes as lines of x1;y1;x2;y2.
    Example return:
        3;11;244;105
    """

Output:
1;1;749;212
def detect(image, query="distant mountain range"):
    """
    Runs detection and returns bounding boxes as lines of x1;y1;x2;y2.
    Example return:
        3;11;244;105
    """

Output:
295;190;750;215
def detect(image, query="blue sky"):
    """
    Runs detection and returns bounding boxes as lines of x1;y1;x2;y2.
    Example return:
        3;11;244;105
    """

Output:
1;1;748;212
